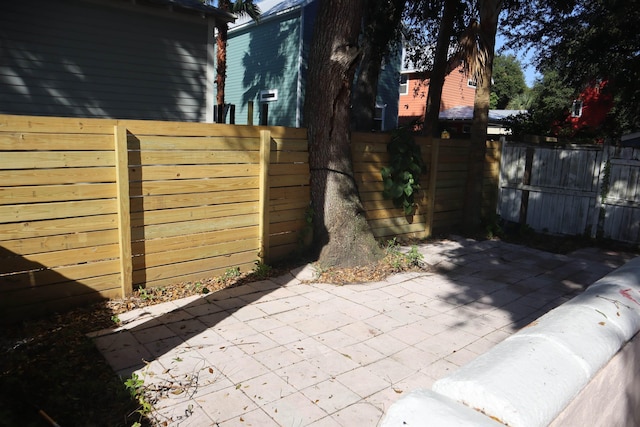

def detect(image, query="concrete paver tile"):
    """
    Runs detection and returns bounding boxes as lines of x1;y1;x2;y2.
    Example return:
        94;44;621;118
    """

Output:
335;366;391;398
391;344;440;370
234;332;280;356
143;335;186;359
338;320;382;341
197;385;261;424
307;415;343;426
239;371;297;403
420;357;459;379
308;348;360;377
182;300;225;318
464;336;501;355
149;400;213;427
262;391;329;426
365;357;416;385
166;318;209;339
363;313;406;333
445;347;480;366
313;329;361;348
301;379;362;414
218;354;269;384
245;315;286;333
253;345;305;370
229;304;269;322
264;324;311;346
387;323;433;346
338;341;386;366
274;359;327;391
218;408;278;426
361;333;409;355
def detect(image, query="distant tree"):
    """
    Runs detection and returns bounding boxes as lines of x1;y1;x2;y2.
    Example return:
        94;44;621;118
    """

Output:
490;54;526;109
502;0;640;134
215;0;260;119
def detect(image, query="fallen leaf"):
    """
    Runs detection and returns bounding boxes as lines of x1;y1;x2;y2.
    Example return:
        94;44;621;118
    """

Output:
393;388;403;394
599;321;606;326
209;367;214;374
236;383;242;389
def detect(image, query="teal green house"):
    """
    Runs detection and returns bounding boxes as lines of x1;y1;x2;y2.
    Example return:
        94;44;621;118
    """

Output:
223;0;400;130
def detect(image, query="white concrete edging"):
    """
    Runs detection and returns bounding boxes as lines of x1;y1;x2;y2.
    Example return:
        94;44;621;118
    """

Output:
380;257;640;427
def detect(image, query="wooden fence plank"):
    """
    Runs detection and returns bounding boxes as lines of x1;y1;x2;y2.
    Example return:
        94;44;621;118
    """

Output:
260;130;271;262
115;124;132;297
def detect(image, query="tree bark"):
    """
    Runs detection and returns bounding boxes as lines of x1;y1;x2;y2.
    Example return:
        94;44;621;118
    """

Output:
215;1;231;110
304;0;382;268
423;0;458;137
463;0;501;231
351;0;405;132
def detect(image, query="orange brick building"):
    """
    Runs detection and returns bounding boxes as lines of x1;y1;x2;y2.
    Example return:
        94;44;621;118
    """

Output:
398;64;476;127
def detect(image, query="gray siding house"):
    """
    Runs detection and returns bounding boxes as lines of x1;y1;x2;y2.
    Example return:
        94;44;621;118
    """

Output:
0;0;233;122
223;0;400;130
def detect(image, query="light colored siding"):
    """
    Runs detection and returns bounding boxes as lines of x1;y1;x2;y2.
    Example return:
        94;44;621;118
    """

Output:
225;12;302;127
376;50;401;131
0;0;209;121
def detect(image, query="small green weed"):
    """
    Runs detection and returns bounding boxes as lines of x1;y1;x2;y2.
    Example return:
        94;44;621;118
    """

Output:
253;261;272;279
383;239;424;271
124;373;152;422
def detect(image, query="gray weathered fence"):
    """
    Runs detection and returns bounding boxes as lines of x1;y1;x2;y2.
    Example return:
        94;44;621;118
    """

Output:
498;141;640;244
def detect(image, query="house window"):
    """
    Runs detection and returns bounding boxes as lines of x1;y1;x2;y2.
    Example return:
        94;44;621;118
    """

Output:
571;99;583;118
467;79;477;88
259;89;278;102
373;104;386;131
399;75;409;95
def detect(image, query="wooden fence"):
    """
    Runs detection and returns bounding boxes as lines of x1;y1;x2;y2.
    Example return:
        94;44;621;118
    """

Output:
0;114;500;321
352;133;501;240
0;115;309;322
498;141;640;243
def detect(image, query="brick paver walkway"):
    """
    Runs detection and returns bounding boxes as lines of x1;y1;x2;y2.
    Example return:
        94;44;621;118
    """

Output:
90;237;634;426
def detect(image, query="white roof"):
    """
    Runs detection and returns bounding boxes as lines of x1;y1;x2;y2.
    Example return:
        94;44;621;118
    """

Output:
439;106;526;122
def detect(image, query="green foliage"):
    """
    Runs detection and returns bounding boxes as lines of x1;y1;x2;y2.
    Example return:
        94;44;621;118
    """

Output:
502;69;575;138
383;238;424;271
490;54;528;109
124;373;152;421
253;261;272;279
501;0;640;134
381;127;426;215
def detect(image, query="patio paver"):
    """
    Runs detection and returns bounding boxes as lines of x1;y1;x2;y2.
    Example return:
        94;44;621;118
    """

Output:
90;236;635;426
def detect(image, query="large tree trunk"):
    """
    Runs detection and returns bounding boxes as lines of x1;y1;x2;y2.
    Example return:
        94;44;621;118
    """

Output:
423;0;458;137
463;0;501;231
304;0;382;268
351;0;405;132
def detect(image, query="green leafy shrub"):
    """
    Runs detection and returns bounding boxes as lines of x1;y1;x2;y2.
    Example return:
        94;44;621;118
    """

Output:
381;127;426;215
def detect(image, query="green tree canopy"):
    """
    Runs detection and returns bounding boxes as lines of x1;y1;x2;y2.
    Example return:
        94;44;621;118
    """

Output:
490;54;527;109
502;0;640;134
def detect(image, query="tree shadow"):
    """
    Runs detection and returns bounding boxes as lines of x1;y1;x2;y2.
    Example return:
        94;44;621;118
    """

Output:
240;19;294;126
0;1;208;121
418;236;637;337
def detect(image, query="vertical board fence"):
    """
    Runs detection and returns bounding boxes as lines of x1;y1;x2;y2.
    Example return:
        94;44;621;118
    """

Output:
498;141;640;243
0;115;309;322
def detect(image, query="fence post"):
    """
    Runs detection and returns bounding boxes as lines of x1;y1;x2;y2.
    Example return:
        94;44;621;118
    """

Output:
425;137;440;237
259;130;271;263
248;101;254;126
114;124;133;296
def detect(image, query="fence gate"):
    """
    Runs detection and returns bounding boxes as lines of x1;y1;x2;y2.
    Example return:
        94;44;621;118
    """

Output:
498;142;640;244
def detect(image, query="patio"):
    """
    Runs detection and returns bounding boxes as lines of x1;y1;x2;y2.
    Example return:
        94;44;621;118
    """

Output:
90;237;634;426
